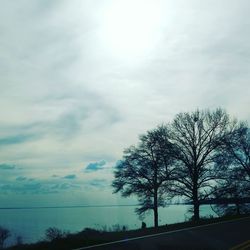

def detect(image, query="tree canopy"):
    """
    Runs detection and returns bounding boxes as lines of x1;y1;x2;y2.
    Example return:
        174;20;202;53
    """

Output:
112;126;175;227
169;109;239;220
113;108;249;224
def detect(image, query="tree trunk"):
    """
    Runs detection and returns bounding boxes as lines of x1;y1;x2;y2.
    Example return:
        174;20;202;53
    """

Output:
193;185;200;221
193;201;200;221
236;203;240;215
153;191;158;227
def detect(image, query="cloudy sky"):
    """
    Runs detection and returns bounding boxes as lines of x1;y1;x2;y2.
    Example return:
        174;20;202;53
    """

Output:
0;0;250;207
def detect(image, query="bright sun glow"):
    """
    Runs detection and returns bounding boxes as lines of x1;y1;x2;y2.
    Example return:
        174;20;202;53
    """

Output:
99;0;163;61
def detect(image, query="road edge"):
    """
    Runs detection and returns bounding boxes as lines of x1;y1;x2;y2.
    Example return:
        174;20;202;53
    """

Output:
72;216;250;250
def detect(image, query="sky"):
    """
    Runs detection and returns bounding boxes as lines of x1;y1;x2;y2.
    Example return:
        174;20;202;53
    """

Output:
0;0;250;207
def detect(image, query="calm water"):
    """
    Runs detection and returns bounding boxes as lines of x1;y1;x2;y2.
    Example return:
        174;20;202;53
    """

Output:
0;205;216;246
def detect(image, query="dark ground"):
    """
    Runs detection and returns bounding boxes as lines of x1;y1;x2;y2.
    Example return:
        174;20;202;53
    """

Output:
75;216;250;250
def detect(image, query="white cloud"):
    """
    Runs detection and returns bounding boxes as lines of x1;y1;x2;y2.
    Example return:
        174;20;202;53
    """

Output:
0;0;250;205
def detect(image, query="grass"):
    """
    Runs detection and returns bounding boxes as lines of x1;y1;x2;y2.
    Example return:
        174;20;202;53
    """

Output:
6;213;250;250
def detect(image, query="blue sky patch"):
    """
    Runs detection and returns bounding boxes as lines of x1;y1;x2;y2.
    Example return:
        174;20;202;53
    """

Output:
16;176;27;181
63;174;76;179
0;164;15;170
85;160;106;172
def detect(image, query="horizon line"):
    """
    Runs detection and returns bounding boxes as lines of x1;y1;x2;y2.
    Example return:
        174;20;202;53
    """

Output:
0;203;187;210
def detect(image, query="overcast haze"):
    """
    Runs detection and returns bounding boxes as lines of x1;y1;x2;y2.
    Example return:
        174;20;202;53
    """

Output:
0;0;250;207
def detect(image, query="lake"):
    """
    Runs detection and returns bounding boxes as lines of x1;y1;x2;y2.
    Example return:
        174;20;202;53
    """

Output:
0;205;216;246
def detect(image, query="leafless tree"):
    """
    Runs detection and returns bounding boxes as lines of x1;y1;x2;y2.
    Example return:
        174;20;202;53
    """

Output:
223;124;250;180
45;227;68;241
112;126;175;227
212;124;250;215
169;108;238;221
0;226;11;249
211;175;250;217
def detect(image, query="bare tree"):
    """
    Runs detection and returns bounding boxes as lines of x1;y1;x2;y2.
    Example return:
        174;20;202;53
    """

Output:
223;125;250;180
169;109;238;221
211;174;250;217
212;124;250;215
112;126;175;227
45;227;68;241
0;226;11;249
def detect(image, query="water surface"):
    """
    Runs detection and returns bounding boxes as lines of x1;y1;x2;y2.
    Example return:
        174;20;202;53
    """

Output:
0;205;216;246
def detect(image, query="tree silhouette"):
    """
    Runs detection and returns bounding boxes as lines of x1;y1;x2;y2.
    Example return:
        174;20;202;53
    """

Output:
45;227;68;241
169;109;238;221
223;125;250;179
212;124;250;215
112;126;175;227
212;175;250;216
0;226;10;249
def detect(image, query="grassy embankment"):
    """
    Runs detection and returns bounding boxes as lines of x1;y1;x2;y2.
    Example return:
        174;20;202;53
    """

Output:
6;213;250;250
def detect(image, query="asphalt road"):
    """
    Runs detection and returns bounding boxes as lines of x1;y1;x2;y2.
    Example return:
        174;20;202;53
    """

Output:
74;217;250;250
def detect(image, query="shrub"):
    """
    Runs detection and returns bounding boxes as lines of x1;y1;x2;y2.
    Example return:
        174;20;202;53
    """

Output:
0;226;11;249
15;235;23;246
109;224;128;232
45;227;68;241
